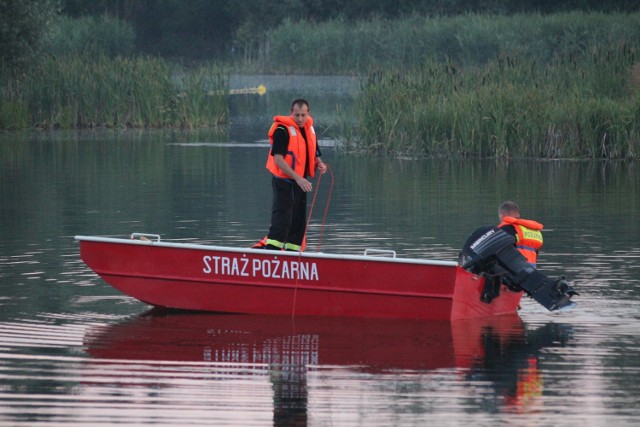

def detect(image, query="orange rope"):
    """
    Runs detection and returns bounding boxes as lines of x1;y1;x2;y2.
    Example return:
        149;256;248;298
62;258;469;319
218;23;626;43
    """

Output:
305;164;334;251
292;164;334;318
314;166;334;251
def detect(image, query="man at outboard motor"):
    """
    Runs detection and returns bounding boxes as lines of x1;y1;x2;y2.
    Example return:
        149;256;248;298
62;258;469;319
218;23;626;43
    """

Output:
459;203;577;312
497;201;544;268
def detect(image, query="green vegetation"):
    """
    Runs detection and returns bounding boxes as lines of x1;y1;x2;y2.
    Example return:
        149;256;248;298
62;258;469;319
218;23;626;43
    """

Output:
1;7;227;130
262;12;640;74
231;10;640;159
273;11;637;159
2;1;640;158
348;45;639;158
57;0;640;61
45;14;136;58
0;0;61;71
0;56;228;129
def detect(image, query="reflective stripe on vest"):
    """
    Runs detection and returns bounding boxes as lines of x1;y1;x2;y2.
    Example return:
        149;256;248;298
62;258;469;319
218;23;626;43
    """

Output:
499;216;543;267
515;225;543;266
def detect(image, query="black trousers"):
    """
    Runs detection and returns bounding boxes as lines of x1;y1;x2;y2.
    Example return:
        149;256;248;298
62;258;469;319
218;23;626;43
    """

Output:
268;177;307;246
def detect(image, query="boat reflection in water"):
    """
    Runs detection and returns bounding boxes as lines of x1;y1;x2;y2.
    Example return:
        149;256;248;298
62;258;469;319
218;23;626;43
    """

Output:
84;310;573;423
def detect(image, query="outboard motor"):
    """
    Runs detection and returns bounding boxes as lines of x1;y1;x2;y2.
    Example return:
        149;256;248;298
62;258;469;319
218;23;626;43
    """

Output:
459;226;577;311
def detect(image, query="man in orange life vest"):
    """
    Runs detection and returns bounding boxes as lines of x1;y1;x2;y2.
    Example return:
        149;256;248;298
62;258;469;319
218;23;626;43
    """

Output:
259;99;327;251
498;201;544;267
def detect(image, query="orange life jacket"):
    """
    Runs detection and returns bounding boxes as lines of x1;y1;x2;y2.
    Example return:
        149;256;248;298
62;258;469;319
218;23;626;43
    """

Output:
265;115;317;179
499;216;544;266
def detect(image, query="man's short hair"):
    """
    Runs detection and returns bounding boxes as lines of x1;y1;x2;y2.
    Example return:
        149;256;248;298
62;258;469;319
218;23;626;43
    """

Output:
499;201;520;217
290;98;310;111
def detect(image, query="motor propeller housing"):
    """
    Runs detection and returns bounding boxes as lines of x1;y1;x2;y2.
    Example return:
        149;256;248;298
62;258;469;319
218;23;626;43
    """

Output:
459;226;577;311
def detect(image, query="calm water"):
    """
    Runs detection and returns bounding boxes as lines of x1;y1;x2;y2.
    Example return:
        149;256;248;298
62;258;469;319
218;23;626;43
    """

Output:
1;76;640;426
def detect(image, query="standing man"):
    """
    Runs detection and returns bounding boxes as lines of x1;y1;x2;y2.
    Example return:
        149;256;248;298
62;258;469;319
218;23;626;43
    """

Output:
257;99;327;251
498;201;544;267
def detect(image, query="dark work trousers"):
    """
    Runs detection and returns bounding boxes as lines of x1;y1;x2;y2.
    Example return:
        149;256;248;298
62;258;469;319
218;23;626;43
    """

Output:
268;177;307;246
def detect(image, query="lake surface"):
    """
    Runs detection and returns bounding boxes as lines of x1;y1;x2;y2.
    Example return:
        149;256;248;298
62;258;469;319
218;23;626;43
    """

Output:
1;76;640;426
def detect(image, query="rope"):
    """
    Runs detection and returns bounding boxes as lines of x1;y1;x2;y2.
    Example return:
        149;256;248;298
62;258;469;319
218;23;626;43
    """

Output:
314;166;334;252
291;164;334;318
305;164;334;251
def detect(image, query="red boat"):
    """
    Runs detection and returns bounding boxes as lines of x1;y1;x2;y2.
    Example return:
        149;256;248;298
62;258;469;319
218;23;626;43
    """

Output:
75;233;524;320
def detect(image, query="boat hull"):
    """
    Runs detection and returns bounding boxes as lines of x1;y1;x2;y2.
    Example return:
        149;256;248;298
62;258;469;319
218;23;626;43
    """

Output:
76;236;523;320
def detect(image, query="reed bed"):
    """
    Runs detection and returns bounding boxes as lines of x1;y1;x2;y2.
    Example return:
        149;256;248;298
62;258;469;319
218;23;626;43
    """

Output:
0;56;228;130
347;43;640;159
264;12;640;74
263;10;640;158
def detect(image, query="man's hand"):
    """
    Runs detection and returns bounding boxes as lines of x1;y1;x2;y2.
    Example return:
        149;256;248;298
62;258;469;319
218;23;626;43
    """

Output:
295;177;313;192
317;160;328;175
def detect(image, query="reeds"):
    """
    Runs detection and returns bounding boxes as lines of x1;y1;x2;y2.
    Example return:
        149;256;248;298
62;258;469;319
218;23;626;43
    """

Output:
259;10;640;158
263;11;640;74
347;43;640;158
0;55;228;130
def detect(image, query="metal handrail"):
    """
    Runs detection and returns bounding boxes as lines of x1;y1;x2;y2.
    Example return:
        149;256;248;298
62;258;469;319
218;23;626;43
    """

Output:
130;233;161;242
364;248;397;258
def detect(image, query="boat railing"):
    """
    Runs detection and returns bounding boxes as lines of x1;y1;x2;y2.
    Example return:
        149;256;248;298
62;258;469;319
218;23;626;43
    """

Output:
130;233;161;242
364;248;397;258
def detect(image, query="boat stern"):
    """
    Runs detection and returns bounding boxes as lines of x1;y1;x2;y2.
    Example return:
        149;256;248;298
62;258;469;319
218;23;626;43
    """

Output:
450;266;523;320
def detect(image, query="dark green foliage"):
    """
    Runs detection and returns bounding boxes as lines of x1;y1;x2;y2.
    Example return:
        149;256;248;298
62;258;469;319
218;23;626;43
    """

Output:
0;0;61;72
45;15;136;57
57;0;640;61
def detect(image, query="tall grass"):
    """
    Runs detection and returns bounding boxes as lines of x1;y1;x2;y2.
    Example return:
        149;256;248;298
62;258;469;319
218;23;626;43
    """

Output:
263;11;640;74
260;11;640;158
0;56;228;129
347;43;640;159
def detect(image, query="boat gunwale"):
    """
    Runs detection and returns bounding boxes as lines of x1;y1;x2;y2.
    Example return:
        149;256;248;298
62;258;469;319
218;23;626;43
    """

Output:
74;235;458;267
